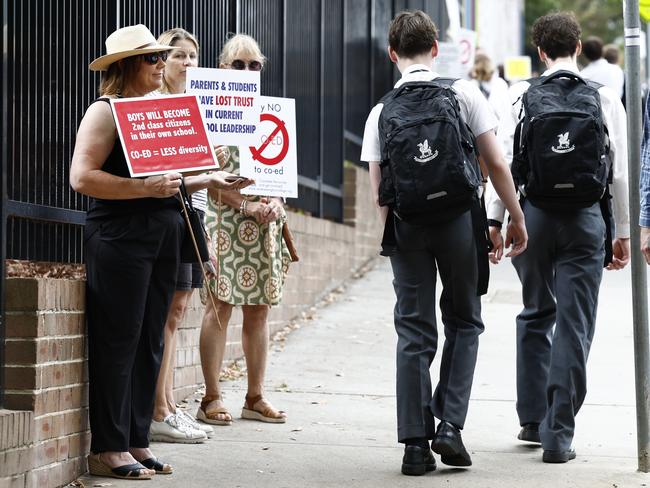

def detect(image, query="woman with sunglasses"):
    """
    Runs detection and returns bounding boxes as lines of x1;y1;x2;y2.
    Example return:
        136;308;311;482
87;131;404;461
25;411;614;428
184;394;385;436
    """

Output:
70;25;247;481
197;34;292;427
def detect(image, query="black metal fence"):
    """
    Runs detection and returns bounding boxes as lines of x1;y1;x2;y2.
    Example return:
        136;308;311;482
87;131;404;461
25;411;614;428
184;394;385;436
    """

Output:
0;0;448;405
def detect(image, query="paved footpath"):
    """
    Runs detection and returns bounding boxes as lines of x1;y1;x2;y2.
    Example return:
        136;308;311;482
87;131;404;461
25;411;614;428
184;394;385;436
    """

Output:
79;258;649;488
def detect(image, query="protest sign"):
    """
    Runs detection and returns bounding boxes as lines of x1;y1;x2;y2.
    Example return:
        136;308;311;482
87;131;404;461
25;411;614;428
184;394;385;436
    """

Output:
239;96;297;198
186;67;261;147
457;28;477;77
434;42;465;78
111;94;218;177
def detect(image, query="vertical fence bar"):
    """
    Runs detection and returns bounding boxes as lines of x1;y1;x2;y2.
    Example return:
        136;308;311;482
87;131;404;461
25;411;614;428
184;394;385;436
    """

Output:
0;0;8;408
623;0;650;473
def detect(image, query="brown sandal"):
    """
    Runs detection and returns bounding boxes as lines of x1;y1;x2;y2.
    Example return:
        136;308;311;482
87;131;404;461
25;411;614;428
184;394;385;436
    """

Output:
197;394;233;426
241;394;287;423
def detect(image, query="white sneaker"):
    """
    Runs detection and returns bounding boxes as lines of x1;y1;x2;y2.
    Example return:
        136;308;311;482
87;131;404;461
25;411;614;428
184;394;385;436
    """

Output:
176;409;214;438
149;414;207;443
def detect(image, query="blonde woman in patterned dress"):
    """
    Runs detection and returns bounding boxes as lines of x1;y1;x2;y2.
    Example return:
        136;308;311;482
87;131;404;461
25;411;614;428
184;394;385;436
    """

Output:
196;34;291;426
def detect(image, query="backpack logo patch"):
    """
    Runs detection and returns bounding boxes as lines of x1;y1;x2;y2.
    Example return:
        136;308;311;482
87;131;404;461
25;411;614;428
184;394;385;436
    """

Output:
414;139;439;163
551;132;575;154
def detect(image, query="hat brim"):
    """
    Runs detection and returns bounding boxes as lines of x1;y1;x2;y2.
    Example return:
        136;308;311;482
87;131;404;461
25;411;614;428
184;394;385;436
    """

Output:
89;44;175;71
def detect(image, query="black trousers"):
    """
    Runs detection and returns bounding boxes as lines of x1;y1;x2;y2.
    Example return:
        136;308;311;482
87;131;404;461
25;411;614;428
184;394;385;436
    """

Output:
389;211;484;442
85;208;184;452
512;201;605;451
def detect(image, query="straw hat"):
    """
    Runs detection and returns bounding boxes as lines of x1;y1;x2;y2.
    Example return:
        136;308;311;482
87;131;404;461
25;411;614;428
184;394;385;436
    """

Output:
89;24;174;71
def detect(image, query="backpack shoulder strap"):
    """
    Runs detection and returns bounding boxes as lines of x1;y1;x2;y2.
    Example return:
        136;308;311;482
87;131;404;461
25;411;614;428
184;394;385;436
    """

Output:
433;77;459;87
378;89;396;106
586;79;604;90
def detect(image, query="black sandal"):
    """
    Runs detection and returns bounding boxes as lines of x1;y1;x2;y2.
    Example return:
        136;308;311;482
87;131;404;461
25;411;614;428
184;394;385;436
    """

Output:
140;457;173;474
88;454;153;480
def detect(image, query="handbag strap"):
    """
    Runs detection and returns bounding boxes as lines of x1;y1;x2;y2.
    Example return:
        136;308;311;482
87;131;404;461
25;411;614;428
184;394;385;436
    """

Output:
178;178;195;212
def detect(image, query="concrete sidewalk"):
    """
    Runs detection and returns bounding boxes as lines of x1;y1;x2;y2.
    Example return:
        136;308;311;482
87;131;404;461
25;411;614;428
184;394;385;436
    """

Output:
79;259;648;487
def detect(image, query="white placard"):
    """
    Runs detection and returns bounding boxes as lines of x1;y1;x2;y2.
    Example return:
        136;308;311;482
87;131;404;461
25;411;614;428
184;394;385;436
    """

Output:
239;96;298;198
186;67;260;147
434;42;465;78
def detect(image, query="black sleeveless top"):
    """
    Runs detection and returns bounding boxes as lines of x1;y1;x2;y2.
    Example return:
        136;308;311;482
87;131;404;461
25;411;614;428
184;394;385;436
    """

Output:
86;98;180;221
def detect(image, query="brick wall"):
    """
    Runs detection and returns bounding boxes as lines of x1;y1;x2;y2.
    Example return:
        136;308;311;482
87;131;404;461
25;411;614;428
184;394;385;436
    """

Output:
0;165;382;487
1;279;90;488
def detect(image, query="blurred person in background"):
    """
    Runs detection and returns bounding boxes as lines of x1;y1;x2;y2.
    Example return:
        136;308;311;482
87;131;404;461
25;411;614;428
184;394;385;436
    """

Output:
581;36;624;99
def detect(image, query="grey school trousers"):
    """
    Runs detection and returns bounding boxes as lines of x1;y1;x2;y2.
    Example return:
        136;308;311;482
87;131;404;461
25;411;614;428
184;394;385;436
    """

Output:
389;210;484;443
511;200;605;451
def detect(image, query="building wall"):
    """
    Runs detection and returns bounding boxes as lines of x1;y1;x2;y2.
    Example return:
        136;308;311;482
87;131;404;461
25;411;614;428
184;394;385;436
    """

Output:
0;165;382;488
476;0;524;64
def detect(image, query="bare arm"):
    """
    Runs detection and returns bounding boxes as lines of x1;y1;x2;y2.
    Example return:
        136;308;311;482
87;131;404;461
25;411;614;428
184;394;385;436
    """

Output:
476;130;527;257
369;162;388;224
69;101;181;199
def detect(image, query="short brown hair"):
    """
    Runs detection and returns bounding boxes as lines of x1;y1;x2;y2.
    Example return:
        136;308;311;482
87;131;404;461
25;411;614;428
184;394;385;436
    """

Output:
99;56;142;96
603;44;620;64
582;36;603;62
388;10;438;59
531;12;581;60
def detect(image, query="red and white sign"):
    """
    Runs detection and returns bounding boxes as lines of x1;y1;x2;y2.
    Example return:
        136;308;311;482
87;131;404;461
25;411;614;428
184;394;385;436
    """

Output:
457;28;477;77
240;96;298;198
111;94;219;177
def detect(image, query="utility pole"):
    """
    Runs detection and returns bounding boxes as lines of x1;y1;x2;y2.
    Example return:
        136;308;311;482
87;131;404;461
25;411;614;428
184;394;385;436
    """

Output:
624;0;650;473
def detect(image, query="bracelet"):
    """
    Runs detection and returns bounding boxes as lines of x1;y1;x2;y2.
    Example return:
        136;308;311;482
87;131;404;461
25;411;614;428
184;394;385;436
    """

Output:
239;198;248;217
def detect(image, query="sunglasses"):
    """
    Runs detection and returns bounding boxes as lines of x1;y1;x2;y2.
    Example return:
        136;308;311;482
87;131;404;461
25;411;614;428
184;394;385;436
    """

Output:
141;51;168;64
229;59;262;71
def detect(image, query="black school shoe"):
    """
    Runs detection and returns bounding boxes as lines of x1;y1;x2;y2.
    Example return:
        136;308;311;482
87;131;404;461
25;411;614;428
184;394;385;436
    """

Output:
401;445;437;476
517;423;541;444
542;448;576;463
431;421;472;467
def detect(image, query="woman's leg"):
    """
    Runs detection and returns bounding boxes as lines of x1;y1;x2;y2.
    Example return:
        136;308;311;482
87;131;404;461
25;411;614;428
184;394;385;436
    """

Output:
198;298;234;420
240;304;286;421
241;305;270;397
153;290;192;421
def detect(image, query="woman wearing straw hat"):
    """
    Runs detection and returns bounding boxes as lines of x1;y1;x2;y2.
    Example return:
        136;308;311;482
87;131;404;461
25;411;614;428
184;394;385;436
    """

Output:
70;24;249;480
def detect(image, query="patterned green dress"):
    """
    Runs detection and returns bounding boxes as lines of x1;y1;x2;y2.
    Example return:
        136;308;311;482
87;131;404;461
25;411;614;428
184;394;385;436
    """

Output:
205;147;291;306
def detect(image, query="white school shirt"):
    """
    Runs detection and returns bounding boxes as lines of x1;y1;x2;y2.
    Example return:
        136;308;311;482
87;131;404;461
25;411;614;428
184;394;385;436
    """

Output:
581;58;625;99
486;61;629;238
360;64;498;164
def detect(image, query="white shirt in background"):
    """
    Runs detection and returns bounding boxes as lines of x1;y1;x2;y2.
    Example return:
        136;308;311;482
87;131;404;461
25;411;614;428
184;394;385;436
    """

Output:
581;58;624;99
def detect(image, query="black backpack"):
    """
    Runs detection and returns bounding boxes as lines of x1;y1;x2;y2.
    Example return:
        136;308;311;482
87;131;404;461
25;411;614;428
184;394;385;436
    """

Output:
376;78;490;295
511;70;611;210
377;79;482;225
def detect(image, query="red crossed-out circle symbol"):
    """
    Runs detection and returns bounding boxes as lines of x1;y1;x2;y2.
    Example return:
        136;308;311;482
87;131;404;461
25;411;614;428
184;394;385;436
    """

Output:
249;113;289;166
459;39;472;64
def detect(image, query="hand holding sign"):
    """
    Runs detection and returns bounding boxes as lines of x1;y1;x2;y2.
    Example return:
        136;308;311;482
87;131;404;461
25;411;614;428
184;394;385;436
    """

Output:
143;172;183;197
209;171;255;191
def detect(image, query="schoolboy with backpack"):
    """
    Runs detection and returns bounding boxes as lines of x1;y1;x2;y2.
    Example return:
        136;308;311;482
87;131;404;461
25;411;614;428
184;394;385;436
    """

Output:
360;10;527;476
486;12;630;463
